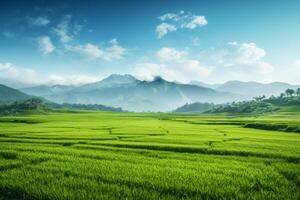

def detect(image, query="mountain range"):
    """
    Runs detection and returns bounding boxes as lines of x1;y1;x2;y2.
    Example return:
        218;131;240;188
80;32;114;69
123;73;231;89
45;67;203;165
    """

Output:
19;75;239;112
1;74;299;112
190;80;300;98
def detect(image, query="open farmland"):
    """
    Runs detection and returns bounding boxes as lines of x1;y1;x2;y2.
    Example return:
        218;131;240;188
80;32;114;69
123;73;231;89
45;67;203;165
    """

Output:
0;107;300;199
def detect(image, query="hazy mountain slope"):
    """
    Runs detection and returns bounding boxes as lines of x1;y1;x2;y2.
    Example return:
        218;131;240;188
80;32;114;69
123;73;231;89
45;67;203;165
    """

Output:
21;85;75;97
44;76;239;112
191;80;300;99
215;81;299;98
0;84;32;103
190;81;221;89
73;74;138;92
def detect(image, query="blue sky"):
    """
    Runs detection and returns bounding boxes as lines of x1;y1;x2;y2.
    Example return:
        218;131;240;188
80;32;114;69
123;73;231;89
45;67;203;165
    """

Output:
0;0;300;86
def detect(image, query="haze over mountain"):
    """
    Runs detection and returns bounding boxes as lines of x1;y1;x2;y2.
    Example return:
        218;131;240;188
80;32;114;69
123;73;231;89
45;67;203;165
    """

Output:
2;74;297;112
21;74;239;112
191;80;300;99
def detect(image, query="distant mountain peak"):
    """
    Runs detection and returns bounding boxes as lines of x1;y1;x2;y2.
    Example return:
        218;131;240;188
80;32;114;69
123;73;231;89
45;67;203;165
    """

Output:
104;74;136;81
152;76;165;82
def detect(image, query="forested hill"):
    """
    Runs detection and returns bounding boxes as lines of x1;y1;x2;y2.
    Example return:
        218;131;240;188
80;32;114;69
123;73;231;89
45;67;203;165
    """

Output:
0;84;32;103
174;88;300;114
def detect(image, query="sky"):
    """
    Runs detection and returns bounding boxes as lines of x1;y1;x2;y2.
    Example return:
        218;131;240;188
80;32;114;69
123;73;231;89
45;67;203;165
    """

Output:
0;0;300;87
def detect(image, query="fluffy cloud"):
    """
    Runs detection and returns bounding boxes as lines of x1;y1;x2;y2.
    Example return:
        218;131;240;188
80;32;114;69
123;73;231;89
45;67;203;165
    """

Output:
135;42;275;83
182;16;207;29
134;63;167;81
38;36;55;55
134;60;210;83
69;43;103;59
157;47;186;61
67;39;127;61
156;23;177;39
156;11;207;38
0;62;99;86
28;16;50;26
211;42;273;75
0;62;39;85
135;47;211;82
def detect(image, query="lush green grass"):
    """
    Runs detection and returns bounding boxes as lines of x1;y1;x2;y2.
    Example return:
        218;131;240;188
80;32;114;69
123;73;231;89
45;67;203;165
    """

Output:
0;107;300;199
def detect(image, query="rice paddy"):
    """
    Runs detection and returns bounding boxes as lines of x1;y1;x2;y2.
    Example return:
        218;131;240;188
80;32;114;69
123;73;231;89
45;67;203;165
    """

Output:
0;108;300;199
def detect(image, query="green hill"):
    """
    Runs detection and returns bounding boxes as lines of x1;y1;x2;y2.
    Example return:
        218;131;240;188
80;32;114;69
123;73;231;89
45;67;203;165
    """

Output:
0;84;32;103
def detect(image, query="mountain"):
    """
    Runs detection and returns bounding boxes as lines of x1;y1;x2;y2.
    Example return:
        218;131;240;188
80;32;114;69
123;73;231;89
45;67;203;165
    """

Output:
191;80;300;99
0;84;32;103
22;75;239;112
21;85;75;97
190;81;220;89
72;74;138;92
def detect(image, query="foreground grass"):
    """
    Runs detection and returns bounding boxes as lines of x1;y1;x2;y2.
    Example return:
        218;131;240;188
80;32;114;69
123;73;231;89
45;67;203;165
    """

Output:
0;108;300;199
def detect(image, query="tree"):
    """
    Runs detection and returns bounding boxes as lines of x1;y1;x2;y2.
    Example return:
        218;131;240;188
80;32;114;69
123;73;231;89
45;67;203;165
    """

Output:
253;95;266;102
279;93;285;98
297;88;300;97
285;89;295;97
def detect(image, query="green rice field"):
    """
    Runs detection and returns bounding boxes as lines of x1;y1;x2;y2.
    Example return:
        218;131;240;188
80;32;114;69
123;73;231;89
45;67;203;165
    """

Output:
0;107;300;199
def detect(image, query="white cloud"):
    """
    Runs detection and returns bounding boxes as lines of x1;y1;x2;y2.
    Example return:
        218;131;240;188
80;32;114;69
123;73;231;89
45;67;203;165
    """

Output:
135;47;211;82
182;16;207;29
53;15;73;43
135;42;275;83
104;42;127;61
157;47;186;61
211;42;273;74
29;16;50;26
0;62;99;86
134;60;211;83
69;43;104;59
67;39;127;61
38;36;55;55
159;13;179;21
156;23;177;39
156;11;208;38
0;62;13;71
184;59;211;77
47;74;99;85
134;63;166;81
0;62;39;85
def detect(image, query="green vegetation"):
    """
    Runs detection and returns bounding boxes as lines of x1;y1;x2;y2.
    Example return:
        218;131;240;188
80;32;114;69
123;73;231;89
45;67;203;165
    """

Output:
47;102;124;112
0;106;300;199
0;98;48;116
178;88;300;114
0;98;124;116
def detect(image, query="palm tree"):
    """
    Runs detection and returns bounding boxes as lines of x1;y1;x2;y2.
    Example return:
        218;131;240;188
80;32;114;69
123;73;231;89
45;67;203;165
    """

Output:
285;89;295;97
279;93;285;98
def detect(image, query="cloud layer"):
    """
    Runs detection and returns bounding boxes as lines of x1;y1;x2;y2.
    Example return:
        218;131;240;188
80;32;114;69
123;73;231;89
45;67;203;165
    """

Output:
135;47;211;82
0;62;99;86
66;39;127;61
134;42;275;83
